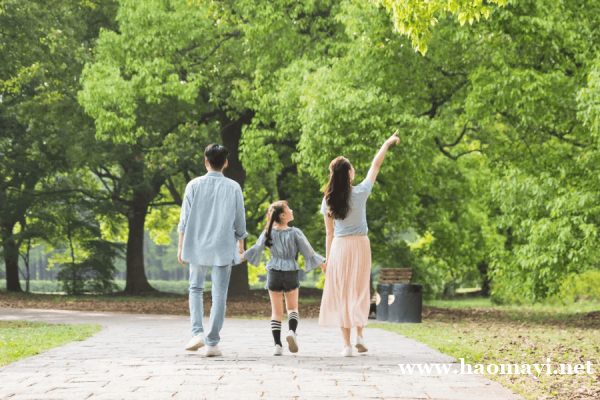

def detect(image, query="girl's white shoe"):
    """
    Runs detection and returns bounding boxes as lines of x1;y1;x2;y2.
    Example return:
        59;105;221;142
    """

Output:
341;346;353;357
286;330;299;353
273;344;283;356
355;336;368;353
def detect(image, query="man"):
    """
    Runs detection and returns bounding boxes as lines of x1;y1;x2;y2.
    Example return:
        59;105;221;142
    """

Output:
177;144;247;357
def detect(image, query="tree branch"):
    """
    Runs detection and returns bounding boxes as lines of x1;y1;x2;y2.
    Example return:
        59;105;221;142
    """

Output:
149;201;179;207
186;31;241;67
166;177;183;206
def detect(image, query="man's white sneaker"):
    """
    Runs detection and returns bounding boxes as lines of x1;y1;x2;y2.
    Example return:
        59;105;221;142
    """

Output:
185;335;205;351
286;330;299;353
341;346;353;357
205;345;222;357
273;344;283;356
355;335;368;353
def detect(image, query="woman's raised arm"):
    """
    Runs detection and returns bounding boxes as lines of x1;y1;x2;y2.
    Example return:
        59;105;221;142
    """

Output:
366;130;401;184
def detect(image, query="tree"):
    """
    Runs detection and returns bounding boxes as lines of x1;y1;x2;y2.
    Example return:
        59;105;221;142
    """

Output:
52;199;122;295
79;0;341;295
242;0;495;296
0;0;117;292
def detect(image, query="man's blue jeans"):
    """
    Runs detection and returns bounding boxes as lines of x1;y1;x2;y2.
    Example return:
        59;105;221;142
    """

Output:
189;264;232;347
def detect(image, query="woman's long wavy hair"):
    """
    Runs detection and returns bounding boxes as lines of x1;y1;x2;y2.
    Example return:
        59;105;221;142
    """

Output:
264;200;288;247
324;157;352;220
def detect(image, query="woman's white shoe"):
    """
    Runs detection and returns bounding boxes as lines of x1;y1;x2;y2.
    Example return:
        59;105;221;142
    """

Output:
341;346;353;357
273;344;283;356
355;335;368;353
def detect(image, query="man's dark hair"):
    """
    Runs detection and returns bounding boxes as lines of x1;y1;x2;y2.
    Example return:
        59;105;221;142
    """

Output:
204;144;229;170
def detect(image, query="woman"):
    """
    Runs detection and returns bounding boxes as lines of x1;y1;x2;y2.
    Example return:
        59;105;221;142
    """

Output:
318;130;400;357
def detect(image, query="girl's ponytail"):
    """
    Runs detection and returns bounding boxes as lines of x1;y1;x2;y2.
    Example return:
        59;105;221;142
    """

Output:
264;201;288;248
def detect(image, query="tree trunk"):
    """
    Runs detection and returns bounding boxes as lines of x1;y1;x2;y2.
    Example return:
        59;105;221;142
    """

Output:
123;200;155;294
2;224;22;292
477;261;491;297
221;112;253;296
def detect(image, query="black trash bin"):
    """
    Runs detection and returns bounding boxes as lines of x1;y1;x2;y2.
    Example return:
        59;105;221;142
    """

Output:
388;283;422;323
376;283;392;321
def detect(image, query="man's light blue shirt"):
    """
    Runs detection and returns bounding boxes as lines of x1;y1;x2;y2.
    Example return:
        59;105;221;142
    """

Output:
178;171;248;266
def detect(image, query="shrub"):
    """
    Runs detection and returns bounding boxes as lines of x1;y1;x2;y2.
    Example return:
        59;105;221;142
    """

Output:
554;270;600;303
57;240;122;295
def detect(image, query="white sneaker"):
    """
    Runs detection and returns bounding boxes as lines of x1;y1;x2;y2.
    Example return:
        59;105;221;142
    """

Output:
286;330;299;353
273;344;283;356
205;345;222;357
355;336;368;353
341;346;353;357
185;335;205;351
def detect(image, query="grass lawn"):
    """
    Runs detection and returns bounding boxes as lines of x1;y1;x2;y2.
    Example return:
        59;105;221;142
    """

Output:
372;299;600;400
0;321;101;367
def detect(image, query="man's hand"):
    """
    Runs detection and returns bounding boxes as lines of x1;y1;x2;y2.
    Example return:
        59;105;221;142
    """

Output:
177;248;185;265
240;251;246;262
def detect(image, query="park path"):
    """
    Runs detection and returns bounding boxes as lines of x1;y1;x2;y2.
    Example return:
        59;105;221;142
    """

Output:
0;308;523;400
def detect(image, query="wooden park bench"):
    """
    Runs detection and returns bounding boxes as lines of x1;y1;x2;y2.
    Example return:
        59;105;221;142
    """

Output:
378;268;413;284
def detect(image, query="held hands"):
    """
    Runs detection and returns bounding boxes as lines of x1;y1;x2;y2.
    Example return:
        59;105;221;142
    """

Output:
320;260;327;273
238;241;245;262
384;130;401;147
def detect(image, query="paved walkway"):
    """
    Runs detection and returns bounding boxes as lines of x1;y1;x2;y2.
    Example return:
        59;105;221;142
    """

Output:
0;308;522;400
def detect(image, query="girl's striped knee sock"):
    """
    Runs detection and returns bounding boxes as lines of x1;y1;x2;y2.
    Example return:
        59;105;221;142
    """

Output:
271;320;282;346
288;312;299;333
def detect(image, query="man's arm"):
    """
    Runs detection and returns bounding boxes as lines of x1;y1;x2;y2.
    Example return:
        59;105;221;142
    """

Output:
178;232;185;265
177;183;193;265
234;187;248;260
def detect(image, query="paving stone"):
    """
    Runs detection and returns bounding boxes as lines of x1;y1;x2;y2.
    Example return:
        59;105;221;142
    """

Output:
0;308;523;399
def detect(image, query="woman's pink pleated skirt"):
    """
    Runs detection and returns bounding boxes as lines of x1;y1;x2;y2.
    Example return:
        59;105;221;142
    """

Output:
318;235;371;328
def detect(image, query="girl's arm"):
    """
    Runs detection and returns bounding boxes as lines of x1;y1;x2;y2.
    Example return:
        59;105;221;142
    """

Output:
294;228;326;272
366;130;401;184
242;232;267;266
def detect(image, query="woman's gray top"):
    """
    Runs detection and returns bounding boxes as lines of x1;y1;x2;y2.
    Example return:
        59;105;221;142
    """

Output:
320;178;373;237
243;227;325;272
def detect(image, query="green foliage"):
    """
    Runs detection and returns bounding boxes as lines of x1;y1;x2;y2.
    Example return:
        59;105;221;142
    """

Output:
372;0;506;54
553;271;600;304
57;240;122;295
5;0;600;302
49;202;123;295
0;0;118;292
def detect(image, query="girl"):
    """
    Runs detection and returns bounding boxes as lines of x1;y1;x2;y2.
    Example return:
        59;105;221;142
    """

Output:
242;201;326;356
319;130;400;356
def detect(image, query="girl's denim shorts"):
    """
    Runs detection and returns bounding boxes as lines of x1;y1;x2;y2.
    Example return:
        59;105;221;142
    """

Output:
265;269;300;293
